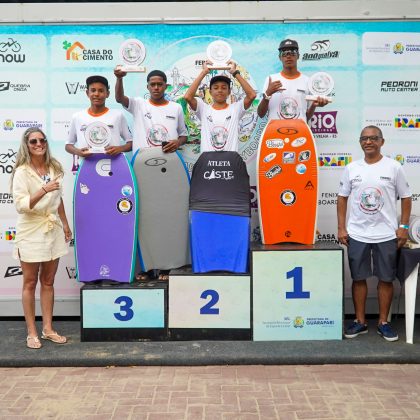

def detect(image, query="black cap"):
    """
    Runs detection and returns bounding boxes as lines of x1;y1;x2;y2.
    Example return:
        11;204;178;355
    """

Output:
209;75;232;88
278;39;299;51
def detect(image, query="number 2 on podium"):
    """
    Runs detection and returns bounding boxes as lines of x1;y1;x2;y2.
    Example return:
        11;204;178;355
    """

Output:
285;267;310;299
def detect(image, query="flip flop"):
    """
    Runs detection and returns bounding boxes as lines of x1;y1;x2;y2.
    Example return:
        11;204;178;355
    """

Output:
158;271;170;281
41;331;67;344
26;336;42;349
135;272;149;282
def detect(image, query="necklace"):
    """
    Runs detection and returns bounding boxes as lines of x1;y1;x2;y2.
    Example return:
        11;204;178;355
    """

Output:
31;163;51;184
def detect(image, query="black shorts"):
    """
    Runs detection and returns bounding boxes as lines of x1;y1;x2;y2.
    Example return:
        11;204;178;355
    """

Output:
347;237;397;282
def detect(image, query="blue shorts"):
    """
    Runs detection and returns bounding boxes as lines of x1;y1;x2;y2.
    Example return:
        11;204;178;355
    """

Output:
347;237;397;282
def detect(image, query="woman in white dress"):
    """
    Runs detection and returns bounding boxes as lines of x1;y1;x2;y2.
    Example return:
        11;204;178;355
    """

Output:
11;127;72;349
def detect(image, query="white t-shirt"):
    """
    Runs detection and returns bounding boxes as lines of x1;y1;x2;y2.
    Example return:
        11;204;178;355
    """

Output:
66;108;132;149
338;156;411;243
195;98;246;152
125;97;187;152
262;72;310;120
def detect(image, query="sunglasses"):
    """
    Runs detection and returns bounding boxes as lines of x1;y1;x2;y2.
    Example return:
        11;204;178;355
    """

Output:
28;137;47;145
359;135;382;143
280;49;298;57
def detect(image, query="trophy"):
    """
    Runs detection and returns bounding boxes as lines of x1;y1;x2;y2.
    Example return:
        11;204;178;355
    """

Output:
84;121;111;153
117;38;146;72
306;72;334;103
206;40;233;70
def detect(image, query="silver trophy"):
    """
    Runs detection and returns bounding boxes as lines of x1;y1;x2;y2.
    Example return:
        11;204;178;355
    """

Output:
117;38;146;73
206;40;233;70
306;72;334;103
84;121;111;153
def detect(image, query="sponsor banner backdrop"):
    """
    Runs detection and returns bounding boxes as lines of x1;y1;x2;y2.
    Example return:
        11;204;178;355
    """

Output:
0;22;419;313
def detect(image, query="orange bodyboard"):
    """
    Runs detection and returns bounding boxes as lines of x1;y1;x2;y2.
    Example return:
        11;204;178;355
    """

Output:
257;119;318;245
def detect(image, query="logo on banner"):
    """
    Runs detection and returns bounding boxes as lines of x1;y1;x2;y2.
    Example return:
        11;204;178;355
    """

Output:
304;181;315;190
5;266;23;277
316;232;340;244
66;266;77;279
309;111;338;134
0;149;17;174
0;82;10;92
394;115;420;129
2;119;42;131
380;81;418;93
4;230;16;241
302;39;340;61
0;38;25;63
318;153;352;168
63;40;114;62
393;42;404;54
0;193;13;204
293;316;304;328
0;82;30;92
319;192;338;206
65;82;87;94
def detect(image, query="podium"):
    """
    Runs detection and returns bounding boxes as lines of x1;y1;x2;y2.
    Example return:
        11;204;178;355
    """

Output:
168;268;251;340
81;281;167;341
252;242;343;341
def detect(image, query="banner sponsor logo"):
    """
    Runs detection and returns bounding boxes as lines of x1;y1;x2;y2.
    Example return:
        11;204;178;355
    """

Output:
381;80;418;93
318;192;337;206
4;266;23;277
302;39;340;61
309;111;338;137
65;81;87;94
318;153;352;168
0;38;25;64
2;119;43;131
394;115;420;129
63;40;114;62
0;149;17;174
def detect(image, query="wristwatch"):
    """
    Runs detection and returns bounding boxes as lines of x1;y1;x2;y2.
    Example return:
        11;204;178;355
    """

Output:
232;70;240;78
399;224;409;229
263;91;272;100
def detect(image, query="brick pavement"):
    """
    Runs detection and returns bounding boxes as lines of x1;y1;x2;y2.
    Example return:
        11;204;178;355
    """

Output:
0;364;420;419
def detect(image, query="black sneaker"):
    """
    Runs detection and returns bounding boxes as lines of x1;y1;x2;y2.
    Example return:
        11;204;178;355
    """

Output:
377;322;399;342
344;320;368;339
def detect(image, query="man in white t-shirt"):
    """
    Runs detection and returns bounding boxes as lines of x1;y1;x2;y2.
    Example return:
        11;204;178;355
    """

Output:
257;39;328;121
337;125;412;342
113;69;187;153
184;60;256;152
65;75;133;158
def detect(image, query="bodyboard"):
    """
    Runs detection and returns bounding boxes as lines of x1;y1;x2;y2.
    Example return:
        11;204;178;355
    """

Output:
256;119;318;245
74;153;137;282
132;148;190;271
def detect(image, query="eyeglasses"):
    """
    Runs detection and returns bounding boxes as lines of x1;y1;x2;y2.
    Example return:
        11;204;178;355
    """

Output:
280;49;298;57
28;137;47;145
359;135;383;143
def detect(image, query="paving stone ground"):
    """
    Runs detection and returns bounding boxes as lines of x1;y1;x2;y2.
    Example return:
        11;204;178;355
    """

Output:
0;364;419;419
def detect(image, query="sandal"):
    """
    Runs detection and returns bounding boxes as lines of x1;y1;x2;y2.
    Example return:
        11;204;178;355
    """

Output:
158;271;170;281
135;272;149;282
41;330;67;344
26;336;42;349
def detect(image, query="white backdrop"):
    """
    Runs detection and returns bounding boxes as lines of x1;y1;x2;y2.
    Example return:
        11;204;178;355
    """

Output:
0;20;419;315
